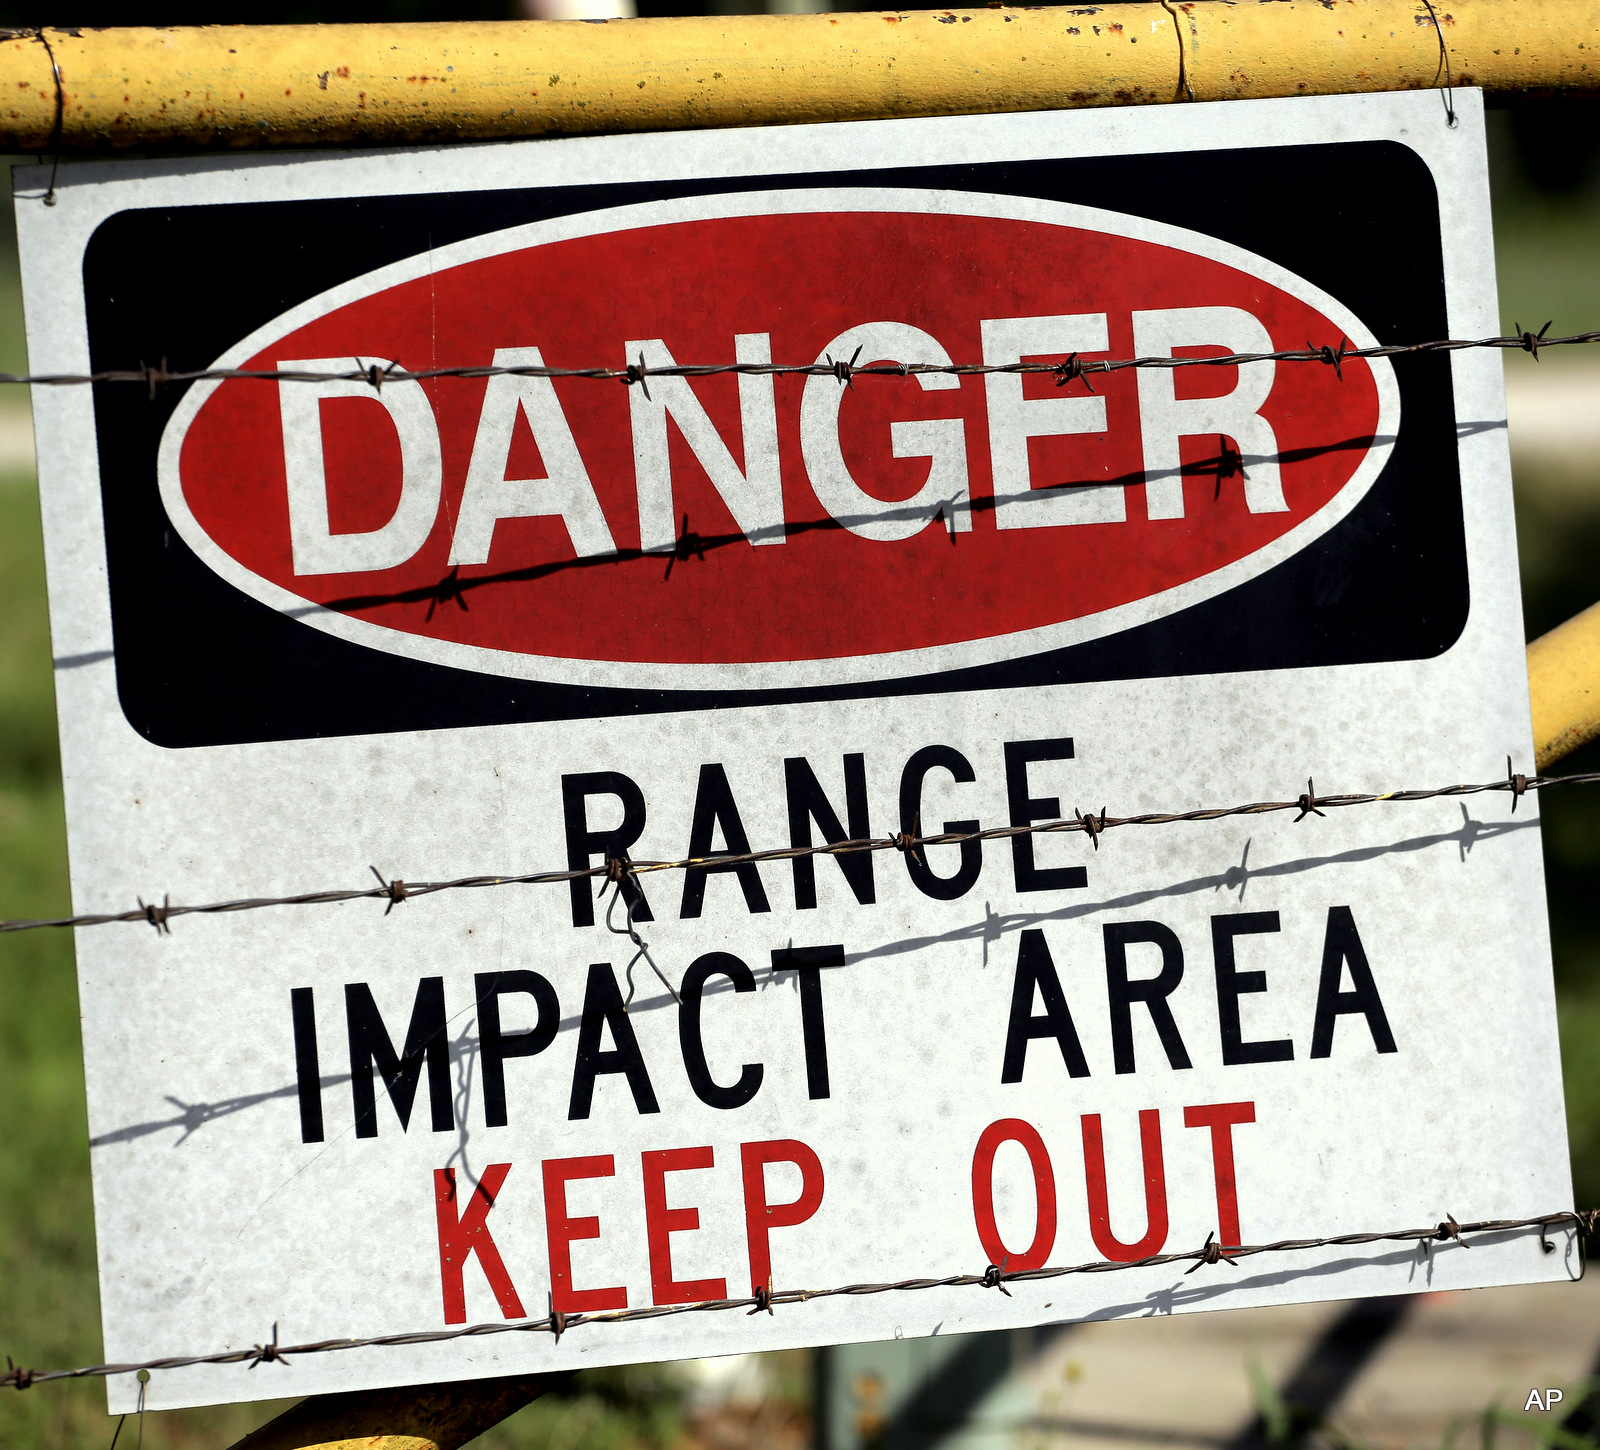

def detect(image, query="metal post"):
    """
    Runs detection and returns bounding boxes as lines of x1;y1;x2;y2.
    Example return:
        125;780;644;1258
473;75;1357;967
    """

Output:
221;1372;564;1450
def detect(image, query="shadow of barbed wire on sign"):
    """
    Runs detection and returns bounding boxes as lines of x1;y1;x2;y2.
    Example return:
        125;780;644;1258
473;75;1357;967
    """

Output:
80;810;1535;1153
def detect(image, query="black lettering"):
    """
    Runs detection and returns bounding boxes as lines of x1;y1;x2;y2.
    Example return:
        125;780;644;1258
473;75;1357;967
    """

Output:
772;944;840;1099
568;963;661;1120
291;986;323;1144
680;764;772;919
679;952;764;1110
475;970;561;1129
899;745;982;901
785;754;875;909
344;977;452;1138
1004;738;1087;894
562;771;653;928
1104;921;1192;1073
1310;906;1397;1058
1212;912;1294;1066
1001;928;1090;1082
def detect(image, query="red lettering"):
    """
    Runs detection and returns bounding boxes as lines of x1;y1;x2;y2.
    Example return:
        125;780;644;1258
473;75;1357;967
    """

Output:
543;1154;628;1312
1081;1110;1169;1261
643;1145;727;1306
434;1164;526;1326
740;1139;825;1294
1183;1100;1256;1247
970;1118;1057;1270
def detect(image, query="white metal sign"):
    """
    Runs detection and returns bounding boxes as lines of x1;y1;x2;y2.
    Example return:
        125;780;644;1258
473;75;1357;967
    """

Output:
15;87;1572;1414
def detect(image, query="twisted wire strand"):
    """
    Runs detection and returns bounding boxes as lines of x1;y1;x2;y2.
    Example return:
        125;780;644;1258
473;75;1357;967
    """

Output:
2;768;1592;936
1;1212;1589;1390
1;328;1595;393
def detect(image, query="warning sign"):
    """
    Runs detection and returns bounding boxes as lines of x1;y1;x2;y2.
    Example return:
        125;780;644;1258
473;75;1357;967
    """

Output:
16;88;1572;1414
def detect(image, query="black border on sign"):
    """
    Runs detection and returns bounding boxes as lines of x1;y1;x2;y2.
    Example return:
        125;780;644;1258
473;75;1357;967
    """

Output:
82;139;1467;749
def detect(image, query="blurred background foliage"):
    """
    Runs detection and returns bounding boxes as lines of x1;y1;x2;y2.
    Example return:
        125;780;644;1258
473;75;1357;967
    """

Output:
1494;100;1600;1222
0;4;1595;1445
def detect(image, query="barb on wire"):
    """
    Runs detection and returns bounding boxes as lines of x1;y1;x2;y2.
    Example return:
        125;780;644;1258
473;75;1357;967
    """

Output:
1;1212;1591;1392
2;329;1600;394
1518;320;1553;360
2;767;1597;937
624;352;651;400
369;866;410;915
982;1255;1013;1297
247;1323;288;1369
1184;1231;1239;1274
892;812;925;866
1507;756;1530;812
136;895;171;935
1052;352;1097;393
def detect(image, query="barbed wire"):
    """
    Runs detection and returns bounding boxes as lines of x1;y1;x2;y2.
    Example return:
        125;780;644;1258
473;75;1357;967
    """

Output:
1;1211;1589;1391
2;764;1594;937
3;325;1595;396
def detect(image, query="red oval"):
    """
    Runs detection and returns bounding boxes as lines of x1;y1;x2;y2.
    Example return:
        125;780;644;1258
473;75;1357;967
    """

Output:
168;198;1387;679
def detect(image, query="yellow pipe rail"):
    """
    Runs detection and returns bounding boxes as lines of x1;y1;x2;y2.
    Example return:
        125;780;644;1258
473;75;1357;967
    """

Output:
1532;602;1600;770
1;0;1598;153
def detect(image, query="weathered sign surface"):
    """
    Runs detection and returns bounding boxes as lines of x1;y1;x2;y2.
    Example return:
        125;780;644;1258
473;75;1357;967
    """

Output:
162;192;1394;686
15;88;1572;1413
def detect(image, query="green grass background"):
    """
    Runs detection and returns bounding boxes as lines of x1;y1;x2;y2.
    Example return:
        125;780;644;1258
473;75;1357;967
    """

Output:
0;111;1598;1448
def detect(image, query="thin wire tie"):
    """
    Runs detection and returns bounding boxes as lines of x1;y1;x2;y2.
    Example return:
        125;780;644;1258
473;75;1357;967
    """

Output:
34;29;64;206
1419;0;1458;129
603;859;679;1008
1159;0;1195;101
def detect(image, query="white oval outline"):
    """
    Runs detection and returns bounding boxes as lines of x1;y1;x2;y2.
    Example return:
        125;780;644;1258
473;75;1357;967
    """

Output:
157;187;1400;692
